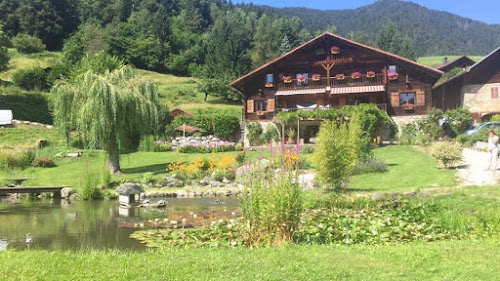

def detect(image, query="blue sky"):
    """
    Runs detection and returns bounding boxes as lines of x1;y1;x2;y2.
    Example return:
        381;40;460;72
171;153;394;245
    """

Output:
235;0;500;24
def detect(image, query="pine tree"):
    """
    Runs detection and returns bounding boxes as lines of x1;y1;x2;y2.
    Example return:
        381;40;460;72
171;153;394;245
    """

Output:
0;26;10;71
280;35;292;55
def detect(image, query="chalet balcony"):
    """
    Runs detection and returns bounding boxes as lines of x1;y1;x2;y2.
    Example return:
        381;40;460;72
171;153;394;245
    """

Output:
275;74;384;91
278;103;388;113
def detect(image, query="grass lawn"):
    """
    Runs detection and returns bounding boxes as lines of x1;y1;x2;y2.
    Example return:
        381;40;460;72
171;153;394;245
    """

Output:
349;145;457;192
0;49;62;81
417;55;483;68
1;240;499;280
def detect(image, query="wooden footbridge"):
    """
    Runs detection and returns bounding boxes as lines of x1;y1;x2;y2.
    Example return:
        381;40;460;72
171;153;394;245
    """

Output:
0;186;68;198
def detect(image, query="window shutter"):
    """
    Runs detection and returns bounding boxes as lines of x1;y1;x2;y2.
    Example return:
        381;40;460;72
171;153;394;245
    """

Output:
267;98;275;112
416;90;425;106
492;87;499;99
247;100;254;113
391;92;400;107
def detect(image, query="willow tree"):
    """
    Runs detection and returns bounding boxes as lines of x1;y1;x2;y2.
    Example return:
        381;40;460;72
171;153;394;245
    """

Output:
52;66;160;174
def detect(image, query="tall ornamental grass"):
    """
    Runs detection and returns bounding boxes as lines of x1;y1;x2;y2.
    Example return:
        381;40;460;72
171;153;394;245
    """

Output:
312;115;361;190
239;147;303;246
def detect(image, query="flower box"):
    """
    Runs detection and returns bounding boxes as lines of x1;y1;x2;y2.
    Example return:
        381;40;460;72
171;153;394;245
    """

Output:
367;71;376;78
351;72;361;79
297;75;306;83
265;82;274;88
388;72;399;81
336;74;345;80
330;45;340;54
312;74;321;81
403;103;414;111
283;76;292;83
257;111;266;118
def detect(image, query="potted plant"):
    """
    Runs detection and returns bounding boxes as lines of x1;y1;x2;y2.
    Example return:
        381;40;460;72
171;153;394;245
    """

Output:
330;45;341;54
367;71;376;78
351;72;361;79
286;128;296;144
312;74;321;81
403;103;414;111
265;82;274;88
297;74;306;83
257;111;266;118
388;72;399;81
283;76;292;83
335;73;345;80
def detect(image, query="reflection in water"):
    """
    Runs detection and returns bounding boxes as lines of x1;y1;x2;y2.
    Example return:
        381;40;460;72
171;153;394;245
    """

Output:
0;197;239;251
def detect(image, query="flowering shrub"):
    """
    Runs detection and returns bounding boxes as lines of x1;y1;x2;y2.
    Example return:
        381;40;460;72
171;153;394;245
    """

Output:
167;154;237;181
177;141;240;154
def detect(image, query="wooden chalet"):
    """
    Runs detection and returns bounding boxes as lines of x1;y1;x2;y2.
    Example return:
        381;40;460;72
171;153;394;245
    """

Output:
436;56;476;73
433;47;500;121
231;32;443;123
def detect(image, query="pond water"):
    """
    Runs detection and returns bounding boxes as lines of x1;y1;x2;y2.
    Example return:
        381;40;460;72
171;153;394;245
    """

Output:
0;197;239;251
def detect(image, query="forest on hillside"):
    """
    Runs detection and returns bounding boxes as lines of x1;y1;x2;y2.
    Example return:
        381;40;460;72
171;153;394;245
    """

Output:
0;0;499;102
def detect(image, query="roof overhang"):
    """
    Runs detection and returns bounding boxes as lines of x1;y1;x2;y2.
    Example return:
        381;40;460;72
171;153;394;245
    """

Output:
331;85;385;95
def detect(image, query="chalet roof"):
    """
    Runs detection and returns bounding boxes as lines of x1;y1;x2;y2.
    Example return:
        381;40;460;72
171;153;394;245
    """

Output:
116;183;144;195
170;107;194;117
433;46;500;89
231;32;443;88
436;56;476;71
175;124;203;133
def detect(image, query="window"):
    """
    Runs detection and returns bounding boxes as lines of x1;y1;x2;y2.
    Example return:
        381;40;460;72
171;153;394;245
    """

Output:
255;100;268;112
389;65;397;74
400;92;416;106
266;73;273;83
492;87;499;99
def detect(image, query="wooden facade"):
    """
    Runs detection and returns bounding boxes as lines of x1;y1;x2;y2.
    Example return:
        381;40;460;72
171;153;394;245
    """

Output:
231;32;443;122
436;56;476;73
433;47;500;121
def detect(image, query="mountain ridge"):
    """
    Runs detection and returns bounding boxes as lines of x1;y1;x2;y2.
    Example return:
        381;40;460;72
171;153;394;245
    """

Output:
241;0;500;56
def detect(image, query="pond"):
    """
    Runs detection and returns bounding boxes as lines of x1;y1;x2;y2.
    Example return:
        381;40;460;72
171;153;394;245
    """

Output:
0;197;240;251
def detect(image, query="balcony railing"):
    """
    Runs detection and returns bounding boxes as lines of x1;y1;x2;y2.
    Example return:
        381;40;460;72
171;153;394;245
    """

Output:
275;74;384;91
276;77;327;90
278;103;387;113
332;74;384;87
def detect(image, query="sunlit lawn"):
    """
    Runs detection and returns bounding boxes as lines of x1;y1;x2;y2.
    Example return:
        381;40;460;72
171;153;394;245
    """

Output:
1;240;500;280
417;55;483;68
349;145;457;192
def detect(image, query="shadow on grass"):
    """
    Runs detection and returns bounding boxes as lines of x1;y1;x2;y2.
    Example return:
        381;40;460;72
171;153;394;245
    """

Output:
122;163;169;176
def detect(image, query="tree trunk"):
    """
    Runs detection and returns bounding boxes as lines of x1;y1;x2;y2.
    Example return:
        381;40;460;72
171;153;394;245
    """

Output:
107;136;121;175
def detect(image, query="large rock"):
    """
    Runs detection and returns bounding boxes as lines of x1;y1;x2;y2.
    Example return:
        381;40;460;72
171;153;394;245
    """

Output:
61;187;76;198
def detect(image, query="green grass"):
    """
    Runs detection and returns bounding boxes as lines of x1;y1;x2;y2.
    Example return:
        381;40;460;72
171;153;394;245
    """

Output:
1;240;500;280
135;69;242;113
0;49;62;81
417;55;483;68
0;125;64;150
349;145;457;192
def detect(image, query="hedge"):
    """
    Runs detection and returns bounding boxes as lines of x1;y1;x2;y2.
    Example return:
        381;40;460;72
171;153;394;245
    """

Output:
0;87;53;124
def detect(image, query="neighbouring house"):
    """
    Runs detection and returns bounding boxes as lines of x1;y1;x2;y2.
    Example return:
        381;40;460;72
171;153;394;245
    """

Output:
230;32;443;144
436;56;476;73
433;46;500;121
170;107;194;119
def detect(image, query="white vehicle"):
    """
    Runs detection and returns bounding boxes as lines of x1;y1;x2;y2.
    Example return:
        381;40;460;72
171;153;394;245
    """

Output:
0;110;13;126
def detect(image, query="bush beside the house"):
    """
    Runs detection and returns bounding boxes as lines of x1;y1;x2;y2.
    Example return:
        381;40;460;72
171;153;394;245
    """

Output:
429;141;462;168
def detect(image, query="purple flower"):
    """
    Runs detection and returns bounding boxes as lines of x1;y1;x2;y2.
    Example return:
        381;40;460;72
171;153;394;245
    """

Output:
258;153;263;161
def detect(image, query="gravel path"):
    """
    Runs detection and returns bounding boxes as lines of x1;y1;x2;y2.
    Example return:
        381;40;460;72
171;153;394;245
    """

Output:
457;148;499;186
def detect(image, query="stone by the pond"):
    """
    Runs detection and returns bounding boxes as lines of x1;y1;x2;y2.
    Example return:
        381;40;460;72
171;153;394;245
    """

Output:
61;187;76;198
